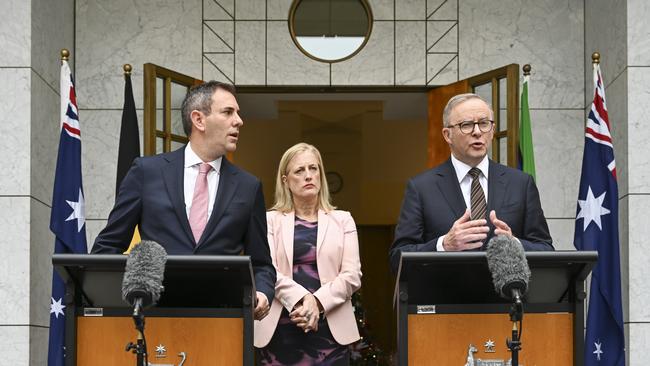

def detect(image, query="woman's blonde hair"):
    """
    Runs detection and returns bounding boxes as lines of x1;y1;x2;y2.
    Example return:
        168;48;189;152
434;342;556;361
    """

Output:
270;143;335;213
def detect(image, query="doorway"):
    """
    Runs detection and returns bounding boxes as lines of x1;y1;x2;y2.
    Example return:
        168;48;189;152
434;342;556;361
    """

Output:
234;92;429;359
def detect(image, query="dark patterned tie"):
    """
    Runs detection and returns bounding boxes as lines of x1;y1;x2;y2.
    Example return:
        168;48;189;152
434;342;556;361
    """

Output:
468;167;487;221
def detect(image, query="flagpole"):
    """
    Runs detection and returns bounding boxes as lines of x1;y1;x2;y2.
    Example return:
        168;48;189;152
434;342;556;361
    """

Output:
61;48;69;62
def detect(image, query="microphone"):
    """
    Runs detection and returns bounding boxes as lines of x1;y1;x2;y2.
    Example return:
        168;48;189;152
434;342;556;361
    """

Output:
121;240;167;317
486;235;531;303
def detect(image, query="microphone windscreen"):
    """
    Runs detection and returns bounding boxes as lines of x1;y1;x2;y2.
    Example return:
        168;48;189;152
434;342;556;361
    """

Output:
121;240;167;307
486;235;531;299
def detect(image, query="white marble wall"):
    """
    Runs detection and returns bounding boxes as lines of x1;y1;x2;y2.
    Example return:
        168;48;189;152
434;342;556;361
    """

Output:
0;0;32;363
625;0;650;357
0;0;77;363
203;0;459;86
76;0;202;109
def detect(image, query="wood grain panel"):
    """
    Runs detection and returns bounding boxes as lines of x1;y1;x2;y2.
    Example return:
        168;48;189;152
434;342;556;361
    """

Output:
408;313;573;365
427;80;470;168
77;316;243;365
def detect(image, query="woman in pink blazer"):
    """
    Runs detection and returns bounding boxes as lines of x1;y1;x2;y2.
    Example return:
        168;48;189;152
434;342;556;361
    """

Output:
255;143;362;365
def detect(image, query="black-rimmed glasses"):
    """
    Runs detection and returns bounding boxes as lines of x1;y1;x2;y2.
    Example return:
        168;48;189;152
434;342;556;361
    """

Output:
447;119;494;134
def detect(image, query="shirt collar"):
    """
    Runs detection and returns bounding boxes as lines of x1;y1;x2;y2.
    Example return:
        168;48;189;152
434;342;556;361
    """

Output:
450;154;489;183
184;143;222;173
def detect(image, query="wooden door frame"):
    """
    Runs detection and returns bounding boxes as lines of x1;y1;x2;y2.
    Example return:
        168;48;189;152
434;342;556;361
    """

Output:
428;64;520;169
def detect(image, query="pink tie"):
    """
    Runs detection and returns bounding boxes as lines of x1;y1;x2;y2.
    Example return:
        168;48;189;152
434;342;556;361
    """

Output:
189;163;212;244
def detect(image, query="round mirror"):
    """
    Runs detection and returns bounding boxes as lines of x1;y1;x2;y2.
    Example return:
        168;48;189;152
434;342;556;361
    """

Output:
289;0;373;63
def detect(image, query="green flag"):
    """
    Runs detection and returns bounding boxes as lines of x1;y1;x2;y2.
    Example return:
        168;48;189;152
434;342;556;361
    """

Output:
518;74;536;181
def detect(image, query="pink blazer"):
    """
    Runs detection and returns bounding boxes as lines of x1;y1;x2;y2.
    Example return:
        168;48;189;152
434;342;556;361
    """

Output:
254;209;362;347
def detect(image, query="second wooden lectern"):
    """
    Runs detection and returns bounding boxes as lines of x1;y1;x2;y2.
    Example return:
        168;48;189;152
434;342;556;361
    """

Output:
394;251;597;366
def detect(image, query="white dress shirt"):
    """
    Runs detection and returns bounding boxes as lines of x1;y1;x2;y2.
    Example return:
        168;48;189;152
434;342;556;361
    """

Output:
436;154;489;251
183;143;222;219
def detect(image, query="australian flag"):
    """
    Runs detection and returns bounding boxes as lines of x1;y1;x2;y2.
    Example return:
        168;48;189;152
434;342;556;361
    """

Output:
48;58;88;366
574;61;625;365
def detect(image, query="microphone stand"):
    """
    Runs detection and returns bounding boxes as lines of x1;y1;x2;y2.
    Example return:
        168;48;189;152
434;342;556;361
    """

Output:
506;289;523;366
125;298;148;366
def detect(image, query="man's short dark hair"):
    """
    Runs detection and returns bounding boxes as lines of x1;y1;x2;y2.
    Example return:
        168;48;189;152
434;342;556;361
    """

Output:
181;80;237;137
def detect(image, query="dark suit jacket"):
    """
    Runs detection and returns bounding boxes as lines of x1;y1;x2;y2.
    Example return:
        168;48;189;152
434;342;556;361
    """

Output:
389;158;553;273
92;147;276;301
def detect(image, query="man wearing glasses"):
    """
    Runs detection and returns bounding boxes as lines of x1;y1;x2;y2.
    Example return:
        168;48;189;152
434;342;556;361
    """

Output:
389;93;553;273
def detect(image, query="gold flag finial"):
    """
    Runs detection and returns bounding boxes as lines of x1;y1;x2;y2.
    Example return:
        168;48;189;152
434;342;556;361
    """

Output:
592;52;600;64
123;64;132;75
61;49;70;61
523;64;531;76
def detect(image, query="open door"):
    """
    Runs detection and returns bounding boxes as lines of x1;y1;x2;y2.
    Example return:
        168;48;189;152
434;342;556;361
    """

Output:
143;63;203;156
428;64;520;168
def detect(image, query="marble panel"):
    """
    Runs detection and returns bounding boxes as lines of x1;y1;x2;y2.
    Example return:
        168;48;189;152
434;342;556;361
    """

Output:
204;54;234;83
396;0;425;20
31;72;60;206
86;219;108;251
0;69;31;196
368;0;394;20
628;0;650;67
30;326;49;366
234;21;266;85
30;199;55;327
0;197;30;324
427;53;457;85
530;109;584;219
545;218;575;251
0;327;29;365
31;0;75;90
81;109;145;220
427;0;456;20
266;22;330;85
628;322;650;365
331;22;394;85
459;0;583;109
204;0;234;20
267;0;292;20
235;0;265;19
584;0;626;108
76;0;202;109
427;21;457;53
396;22;425;85
204;21;235;53
0;0;30;66
628;195;650;322
627;68;650;194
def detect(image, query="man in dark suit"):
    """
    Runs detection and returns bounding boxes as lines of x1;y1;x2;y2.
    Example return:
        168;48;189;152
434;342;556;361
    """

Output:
389;93;553;273
92;81;275;320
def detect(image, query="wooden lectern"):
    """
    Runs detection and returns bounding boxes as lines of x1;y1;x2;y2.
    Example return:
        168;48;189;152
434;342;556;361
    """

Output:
394;251;597;366
53;254;256;366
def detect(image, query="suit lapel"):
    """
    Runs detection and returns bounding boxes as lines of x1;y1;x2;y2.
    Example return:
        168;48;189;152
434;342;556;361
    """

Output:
436;159;466;218
316;209;329;256
198;158;239;246
282;211;295;268
487;160;507;214
162;148;195;248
